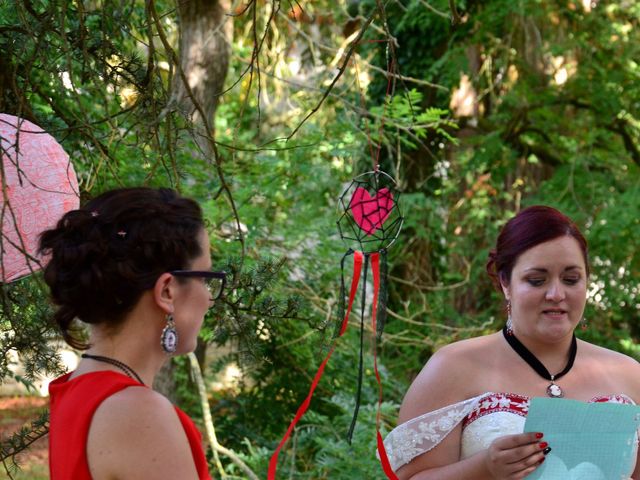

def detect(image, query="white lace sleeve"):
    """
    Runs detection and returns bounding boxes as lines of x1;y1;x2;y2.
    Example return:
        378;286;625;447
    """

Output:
380;393;487;472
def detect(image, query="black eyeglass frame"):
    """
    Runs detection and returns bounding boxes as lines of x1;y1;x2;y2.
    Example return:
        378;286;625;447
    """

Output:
169;270;227;299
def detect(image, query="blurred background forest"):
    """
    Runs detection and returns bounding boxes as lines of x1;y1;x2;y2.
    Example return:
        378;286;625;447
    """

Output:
1;0;639;478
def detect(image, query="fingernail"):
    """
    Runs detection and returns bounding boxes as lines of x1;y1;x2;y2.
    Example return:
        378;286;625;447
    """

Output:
543;447;552;455
535;432;544;439
539;457;545;464
538;442;548;449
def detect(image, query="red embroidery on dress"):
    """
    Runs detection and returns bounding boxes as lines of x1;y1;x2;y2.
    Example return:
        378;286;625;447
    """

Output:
463;393;529;428
590;394;634;404
462;393;634;429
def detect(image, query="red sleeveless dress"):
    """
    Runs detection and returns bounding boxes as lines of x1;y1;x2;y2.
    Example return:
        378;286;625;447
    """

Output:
49;370;211;479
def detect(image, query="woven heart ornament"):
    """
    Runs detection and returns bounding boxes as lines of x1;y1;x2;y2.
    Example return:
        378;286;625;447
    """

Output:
270;170;403;480
349;187;394;236
0;114;79;282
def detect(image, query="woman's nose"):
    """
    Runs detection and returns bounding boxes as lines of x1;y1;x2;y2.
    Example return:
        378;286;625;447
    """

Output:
545;280;566;301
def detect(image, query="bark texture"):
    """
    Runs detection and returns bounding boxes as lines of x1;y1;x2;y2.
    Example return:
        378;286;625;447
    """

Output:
155;0;232;400
173;0;232;138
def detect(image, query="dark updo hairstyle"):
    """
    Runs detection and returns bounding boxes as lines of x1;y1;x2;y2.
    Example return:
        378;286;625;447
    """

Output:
39;187;204;349
486;205;589;291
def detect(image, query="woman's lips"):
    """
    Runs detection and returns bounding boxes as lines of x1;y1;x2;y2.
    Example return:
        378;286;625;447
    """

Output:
542;309;567;318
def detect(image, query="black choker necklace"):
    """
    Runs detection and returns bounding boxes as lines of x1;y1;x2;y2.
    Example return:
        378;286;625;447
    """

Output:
81;353;144;385
502;326;577;398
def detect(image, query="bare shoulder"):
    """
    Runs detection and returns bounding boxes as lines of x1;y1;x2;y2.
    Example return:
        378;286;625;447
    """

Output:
579;339;640;398
87;386;199;480
579;339;640;368
398;333;499;424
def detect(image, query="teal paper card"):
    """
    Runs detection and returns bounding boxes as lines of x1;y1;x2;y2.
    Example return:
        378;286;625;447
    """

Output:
523;397;640;480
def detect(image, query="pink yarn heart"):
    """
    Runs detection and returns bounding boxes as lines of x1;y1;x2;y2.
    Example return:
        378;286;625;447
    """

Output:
0;114;79;282
349;187;394;236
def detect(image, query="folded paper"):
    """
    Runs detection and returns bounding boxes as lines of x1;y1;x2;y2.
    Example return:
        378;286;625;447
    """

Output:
523;397;640;479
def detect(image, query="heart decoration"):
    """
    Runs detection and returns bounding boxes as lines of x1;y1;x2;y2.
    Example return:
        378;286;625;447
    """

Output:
349;187;394;236
0;114;79;283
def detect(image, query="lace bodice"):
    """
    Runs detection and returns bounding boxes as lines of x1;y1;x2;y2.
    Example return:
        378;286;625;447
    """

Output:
460;392;529;459
382;392;637;473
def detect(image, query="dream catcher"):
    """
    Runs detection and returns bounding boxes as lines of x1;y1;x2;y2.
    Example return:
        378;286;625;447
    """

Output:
269;166;403;480
0;114;79;283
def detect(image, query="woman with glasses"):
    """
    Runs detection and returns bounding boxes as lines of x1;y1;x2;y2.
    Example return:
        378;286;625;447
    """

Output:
41;187;224;480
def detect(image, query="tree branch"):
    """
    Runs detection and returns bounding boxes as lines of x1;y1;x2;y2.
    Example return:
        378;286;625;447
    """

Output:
416;0;449;20
607;118;640;167
148;0;246;261
187;353;260;480
449;0;462;25
285;3;384;141
276;10;448;90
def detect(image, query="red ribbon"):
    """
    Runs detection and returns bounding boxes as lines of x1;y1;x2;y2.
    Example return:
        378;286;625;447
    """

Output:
268;250;398;480
370;252;398;479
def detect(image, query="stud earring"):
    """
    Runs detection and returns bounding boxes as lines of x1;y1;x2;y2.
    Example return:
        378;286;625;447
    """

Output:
506;300;513;335
161;314;178;353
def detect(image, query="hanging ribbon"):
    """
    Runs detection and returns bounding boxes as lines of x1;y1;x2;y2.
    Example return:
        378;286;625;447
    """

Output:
370;252;398;479
268;250;398;480
268;251;362;480
347;253;368;442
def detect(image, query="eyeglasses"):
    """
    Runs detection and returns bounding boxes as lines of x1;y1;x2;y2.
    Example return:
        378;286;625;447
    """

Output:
170;270;226;300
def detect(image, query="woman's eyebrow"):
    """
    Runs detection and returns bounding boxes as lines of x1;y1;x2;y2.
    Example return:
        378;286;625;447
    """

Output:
523;267;548;273
523;265;583;273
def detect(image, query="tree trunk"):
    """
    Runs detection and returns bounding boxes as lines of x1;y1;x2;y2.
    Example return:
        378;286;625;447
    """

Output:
153;359;178;403
173;0;232;143
155;0;232;400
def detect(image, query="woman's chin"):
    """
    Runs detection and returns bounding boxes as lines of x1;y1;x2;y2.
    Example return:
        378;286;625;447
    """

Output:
176;341;198;355
538;319;576;339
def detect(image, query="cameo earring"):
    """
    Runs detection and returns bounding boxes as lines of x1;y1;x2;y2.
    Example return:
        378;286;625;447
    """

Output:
161;314;178;353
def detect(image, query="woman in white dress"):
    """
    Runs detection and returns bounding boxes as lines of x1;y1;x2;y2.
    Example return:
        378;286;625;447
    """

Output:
384;206;640;479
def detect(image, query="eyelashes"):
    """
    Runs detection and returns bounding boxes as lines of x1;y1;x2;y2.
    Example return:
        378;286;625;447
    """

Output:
526;277;581;287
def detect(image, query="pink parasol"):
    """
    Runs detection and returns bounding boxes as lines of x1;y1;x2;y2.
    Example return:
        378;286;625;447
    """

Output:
0;114;79;283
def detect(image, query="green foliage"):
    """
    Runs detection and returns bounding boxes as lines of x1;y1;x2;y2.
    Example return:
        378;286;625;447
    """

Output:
0;277;65;384
222;377;400;479
0;409;49;475
367;88;458;149
308;397;398;479
2;0;640;478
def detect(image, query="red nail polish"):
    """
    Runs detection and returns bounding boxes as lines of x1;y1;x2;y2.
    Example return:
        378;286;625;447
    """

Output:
535;432;544;439
539;442;548;449
539;457;545;464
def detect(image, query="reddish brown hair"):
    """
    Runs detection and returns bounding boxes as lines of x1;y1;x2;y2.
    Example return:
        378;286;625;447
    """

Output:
486;205;589;290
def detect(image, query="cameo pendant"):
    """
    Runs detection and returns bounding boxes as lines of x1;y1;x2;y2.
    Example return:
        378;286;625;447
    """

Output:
546;376;564;398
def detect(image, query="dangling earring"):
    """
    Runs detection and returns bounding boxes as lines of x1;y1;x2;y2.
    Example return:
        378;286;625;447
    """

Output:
580;318;588;331
506;300;513;335
161;314;178;353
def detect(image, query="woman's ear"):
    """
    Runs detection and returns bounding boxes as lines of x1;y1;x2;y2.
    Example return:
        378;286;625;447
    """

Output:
153;272;175;314
499;275;510;301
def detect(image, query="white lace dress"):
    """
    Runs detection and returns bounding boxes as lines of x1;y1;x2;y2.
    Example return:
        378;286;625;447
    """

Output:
382;392;638;475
